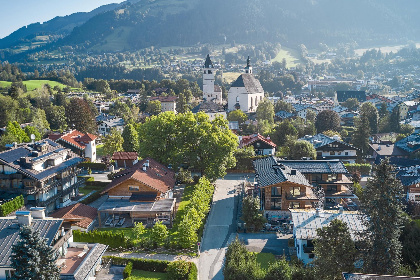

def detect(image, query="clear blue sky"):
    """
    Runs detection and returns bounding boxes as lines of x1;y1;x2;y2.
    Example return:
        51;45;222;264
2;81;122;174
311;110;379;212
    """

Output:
0;0;124;39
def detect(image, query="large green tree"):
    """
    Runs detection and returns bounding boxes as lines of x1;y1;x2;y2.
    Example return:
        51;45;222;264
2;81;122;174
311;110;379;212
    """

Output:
351;115;370;158
312;219;357;280
241;195;266;232
256;98;275;124
103;128;124;156
342;98;360;111
359;102;379;134
65;98;97;133
265;258;292;280
288;140;317;160
315;110;341;133
138;111;237;181
122;123;139;152
360;158;405;274
271;120;298;146
11;226;60;280
227;109;248;125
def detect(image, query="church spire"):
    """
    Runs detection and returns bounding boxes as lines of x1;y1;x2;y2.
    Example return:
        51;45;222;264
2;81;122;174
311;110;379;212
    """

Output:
246;56;251;68
245;56;252;74
204;54;213;68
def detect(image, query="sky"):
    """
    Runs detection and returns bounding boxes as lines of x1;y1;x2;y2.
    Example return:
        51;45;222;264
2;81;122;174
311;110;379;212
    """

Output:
0;0;125;39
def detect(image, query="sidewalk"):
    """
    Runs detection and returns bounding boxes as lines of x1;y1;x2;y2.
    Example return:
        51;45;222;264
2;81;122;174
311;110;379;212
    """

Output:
103;251;198;264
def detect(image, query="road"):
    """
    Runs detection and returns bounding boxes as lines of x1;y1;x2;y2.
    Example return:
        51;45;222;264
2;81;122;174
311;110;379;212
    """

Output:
199;174;250;280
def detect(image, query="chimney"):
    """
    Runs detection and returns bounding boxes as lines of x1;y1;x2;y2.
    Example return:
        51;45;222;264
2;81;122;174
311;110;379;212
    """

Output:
339;206;344;214
30;207;46;219
315;208;321;217
145;160;150;167
16;211;32;226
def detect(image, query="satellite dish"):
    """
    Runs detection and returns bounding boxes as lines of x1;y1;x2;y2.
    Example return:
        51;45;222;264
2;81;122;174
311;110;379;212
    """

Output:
30;134;36;140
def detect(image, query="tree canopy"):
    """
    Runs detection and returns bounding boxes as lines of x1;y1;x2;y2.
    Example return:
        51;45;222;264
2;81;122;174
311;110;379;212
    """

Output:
315;110;341;133
256;98;275;124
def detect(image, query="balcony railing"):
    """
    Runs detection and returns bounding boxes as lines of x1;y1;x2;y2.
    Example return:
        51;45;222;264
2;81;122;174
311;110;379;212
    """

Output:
39;179;84;207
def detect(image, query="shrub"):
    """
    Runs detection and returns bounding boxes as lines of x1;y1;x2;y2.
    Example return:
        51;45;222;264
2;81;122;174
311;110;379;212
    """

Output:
188;262;198;280
123;262;133;279
167;260;190;280
80;191;102;205
150;221;169;248
0;195;24;217
344;163;371;175
78;162;107;170
176;170;193;184
74;230;131;249
103;256;169;272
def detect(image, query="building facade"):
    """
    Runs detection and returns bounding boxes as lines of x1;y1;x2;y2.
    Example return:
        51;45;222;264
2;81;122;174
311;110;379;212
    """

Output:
202;54;223;104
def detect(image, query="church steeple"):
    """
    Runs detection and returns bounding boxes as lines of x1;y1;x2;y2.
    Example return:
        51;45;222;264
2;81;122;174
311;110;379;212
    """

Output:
244;56;252;74
204;54;214;69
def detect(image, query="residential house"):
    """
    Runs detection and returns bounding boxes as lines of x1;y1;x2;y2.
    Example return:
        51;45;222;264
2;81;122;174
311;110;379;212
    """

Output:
112;152;139;169
228;57;265;113
96;115;125;137
149;96;177;113
253;157;318;216
335;91;367;103
98;158;176;226
293;104;317;120
0;140;84;213
291;208;365;264
278;159;356;210
395;133;420;156
300;134;358;163
239;133;276;155
275;110;295;121
191;100;226;121
369;141;408;164
49;130;97;162
50;203;97;232
0;208;107;280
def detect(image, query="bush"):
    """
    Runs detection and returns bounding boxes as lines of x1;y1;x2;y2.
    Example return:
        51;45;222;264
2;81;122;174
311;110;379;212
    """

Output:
103;256;169;272
344;163;371;175
176;170;193;184
188;262;198;280
167;260;190;280
123;262;133;279
74;230;132;249
0;195;24;217
80;191;102;205
78;162;107;170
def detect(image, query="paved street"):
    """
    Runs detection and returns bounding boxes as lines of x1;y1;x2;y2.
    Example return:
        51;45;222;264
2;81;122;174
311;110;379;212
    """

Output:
199;176;246;280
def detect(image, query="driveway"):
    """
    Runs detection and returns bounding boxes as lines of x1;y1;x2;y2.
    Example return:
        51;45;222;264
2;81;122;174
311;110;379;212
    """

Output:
237;232;292;256
198;177;243;280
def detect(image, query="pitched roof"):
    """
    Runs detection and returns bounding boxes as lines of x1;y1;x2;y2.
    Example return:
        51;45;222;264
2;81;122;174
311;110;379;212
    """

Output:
278;159;349;174
336;90;367;103
204;54;214;68
112;152;138;161
253;156;311;188
0;218;63;266
300;134;357;150
369;143;408;157
231;74;264;94
52;130;97;150
291;209;366;240
101;158;175;195
49;203;97;229
395;133;420;154
239;133;277;149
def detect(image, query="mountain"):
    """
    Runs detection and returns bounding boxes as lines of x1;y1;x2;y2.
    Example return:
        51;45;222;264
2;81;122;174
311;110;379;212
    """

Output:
0;1;126;49
3;0;420;56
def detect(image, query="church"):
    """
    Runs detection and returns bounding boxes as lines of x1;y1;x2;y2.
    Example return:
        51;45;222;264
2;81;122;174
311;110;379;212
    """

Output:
202;54;223;104
227;57;265;113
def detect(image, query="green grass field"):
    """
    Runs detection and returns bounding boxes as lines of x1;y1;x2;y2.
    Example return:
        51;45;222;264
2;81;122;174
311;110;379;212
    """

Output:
271;47;302;68
256;252;276;270
0;80;68;91
127;270;168;280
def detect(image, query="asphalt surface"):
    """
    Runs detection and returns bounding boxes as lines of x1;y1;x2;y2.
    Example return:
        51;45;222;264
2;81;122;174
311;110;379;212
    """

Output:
198;177;242;280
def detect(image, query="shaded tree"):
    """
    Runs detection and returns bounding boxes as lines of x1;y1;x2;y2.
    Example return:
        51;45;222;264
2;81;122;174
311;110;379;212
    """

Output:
315;110;340;133
65;98;97;133
145;100;162;116
122;123;139;152
103;128;123;156
271;120;298;146
227;109;248;125
241;195;266;232
288;140;316;160
360;158;405;274
352;115;370;158
256;98;274;124
342;98;359;111
265;258;292;280
359;102;379;134
274;100;294;113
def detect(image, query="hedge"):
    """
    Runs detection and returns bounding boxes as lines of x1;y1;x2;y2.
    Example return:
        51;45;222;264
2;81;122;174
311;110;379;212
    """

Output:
344;163;372;175
0;195;24;217
73;230;132;249
232;155;270;171
123;262;133;279
78;162;107;170
80;192;102;205
103;256;197;279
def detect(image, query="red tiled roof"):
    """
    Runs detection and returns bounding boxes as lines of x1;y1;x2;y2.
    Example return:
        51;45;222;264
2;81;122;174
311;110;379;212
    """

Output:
239;133;277;149
56;130;97;150
112;152;138;160
50;203;97;229
101;157;175;195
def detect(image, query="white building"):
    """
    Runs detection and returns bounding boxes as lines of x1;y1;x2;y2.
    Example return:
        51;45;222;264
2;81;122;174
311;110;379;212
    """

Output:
228;57;265;113
202;54;223;104
149;96;177;113
291;209;366;264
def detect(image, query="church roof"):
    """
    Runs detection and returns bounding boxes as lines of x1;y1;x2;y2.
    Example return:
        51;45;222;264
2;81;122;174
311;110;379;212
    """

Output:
204;54;213;68
231;74;264;94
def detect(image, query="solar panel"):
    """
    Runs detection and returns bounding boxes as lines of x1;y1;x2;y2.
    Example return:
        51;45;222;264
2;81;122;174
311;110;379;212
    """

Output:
0;147;30;163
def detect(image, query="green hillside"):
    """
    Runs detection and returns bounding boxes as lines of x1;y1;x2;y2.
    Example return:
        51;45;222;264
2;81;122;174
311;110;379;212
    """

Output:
0;80;67;91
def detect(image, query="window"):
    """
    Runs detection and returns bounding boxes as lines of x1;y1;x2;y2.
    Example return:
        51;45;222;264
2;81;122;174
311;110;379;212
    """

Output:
330;151;335;155
415;195;420;202
129;186;139;191
289;202;300;209
271;186;282;196
208;70;212;74
270;198;282;209
327;174;338;182
345;152;349;155
236;96;239;102
327;185;337;192
338;152;341;155
290;187;301;196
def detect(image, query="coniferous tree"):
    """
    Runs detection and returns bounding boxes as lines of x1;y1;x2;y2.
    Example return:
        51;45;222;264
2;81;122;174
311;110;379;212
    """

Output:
360;158;405;274
352;115;371;158
389;106;401;133
11;226;60;280
122;123;139;152
359;102;379;134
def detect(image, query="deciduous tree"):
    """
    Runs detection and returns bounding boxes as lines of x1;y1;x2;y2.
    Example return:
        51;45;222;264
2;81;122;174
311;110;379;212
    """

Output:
256;98;275;124
122;123;139;152
242;195;266;232
65;98;97;133
227;109;248;125
315;110;340;133
103;128;123;156
360;102;379;134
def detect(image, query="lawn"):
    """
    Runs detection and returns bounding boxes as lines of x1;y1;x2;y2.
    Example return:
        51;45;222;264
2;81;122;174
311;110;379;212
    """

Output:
78;184;105;195
0;80;68;91
256;252;276;270
126;270;168;280
271;47;302;68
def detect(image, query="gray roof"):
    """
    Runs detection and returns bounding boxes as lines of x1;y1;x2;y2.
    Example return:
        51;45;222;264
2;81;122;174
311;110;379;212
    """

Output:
369;143;408;157
70;244;108;280
395;133;420;153
0;218;63;267
253;156;311;188
291;209;366;240
300;134;357;150
343;272;420;279
278;159;348;174
98;198;176;213
231;74;264;94
192;101;225;113
0;140;83;182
